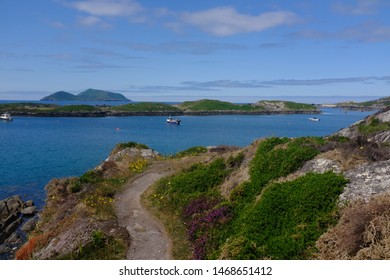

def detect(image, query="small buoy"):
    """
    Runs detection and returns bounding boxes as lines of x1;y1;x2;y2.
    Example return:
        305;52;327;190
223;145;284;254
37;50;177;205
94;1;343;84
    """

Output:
115;127;120;131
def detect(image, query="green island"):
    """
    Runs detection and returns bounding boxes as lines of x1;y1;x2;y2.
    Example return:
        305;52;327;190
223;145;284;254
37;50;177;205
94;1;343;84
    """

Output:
13;107;390;260
41;89;130;101
0;99;319;117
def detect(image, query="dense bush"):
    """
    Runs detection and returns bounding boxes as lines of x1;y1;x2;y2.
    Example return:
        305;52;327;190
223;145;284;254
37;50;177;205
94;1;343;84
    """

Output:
246;137;321;198
231;172;347;259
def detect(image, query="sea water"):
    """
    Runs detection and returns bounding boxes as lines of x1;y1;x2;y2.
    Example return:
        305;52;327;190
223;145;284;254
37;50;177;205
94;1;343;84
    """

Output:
0;108;375;207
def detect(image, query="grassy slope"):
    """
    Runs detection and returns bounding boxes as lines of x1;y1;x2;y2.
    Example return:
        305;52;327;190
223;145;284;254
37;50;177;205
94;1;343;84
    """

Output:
147;137;348;260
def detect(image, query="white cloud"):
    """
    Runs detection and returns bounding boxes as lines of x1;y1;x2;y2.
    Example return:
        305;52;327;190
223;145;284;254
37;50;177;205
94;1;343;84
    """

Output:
333;0;382;15
71;0;143;17
181;6;300;36
78;15;108;27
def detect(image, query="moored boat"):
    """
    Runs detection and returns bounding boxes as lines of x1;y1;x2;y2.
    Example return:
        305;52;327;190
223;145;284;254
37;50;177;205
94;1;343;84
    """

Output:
308;117;320;122
166;116;181;125
0;112;12;121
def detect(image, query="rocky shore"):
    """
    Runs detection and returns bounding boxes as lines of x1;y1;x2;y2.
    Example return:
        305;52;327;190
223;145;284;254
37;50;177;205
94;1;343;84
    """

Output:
0;196;38;259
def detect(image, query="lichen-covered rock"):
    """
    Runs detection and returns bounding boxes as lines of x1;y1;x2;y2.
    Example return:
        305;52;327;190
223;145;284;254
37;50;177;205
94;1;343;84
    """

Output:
340;159;390;203
107;148;159;162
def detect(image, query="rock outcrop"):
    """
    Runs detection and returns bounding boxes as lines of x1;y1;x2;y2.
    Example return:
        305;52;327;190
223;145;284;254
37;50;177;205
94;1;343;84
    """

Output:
0;196;37;259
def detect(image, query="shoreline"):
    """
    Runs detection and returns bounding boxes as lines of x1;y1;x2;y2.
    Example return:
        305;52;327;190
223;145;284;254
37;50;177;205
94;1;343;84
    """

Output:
7;109;321;117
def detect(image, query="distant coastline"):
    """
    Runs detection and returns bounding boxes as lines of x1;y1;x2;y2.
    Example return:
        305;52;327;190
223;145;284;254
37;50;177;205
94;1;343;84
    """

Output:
0;99;321;117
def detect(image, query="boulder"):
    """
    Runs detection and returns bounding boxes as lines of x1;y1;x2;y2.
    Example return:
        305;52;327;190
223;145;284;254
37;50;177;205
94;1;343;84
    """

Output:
340;159;390;203
24;200;34;207
5;196;23;213
0;196;23;218
21;206;37;216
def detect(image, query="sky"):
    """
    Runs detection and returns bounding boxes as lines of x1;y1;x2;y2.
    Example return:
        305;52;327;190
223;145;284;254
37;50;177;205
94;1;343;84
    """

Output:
1;0;390;102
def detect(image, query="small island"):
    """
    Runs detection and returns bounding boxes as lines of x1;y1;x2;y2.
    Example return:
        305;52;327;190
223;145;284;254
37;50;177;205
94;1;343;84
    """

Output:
41;88;130;101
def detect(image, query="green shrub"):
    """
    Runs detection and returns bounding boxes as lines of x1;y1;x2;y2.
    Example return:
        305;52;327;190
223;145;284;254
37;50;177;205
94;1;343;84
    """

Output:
79;170;102;184
247;137;320;198
232;172;347;259
116;142;149;150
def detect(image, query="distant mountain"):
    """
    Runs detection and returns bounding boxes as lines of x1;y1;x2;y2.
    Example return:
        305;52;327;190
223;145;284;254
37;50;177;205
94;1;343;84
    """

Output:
41;91;78;101
77;89;129;101
41;89;130;101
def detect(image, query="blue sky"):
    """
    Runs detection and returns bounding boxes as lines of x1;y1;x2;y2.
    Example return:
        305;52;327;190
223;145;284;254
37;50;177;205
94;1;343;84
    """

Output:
1;0;390;102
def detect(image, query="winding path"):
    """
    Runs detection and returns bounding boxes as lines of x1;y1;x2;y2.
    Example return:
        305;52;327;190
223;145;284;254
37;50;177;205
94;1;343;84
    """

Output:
115;162;174;260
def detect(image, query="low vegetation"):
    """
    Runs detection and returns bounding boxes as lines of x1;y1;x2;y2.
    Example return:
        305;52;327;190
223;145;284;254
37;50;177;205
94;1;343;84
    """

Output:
53;105;99;112
177;99;259;111
146;136;350;259
112;102;181;112
358;118;390;136
177;99;317;112
171;146;208;158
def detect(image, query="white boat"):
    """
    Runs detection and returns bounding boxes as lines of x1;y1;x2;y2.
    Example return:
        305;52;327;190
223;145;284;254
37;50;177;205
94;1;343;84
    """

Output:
166;116;181;125
308;117;320;122
0;112;12;121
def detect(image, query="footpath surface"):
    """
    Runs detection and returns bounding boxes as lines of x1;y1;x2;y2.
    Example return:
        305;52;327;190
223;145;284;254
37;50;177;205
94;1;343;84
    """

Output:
115;162;174;260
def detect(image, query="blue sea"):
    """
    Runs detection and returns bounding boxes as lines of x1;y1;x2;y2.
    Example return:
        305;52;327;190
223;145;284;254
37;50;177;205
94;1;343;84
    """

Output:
0;104;375;207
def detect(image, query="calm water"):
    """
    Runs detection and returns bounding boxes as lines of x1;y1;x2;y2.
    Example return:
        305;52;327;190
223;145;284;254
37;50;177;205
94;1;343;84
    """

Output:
0;108;374;207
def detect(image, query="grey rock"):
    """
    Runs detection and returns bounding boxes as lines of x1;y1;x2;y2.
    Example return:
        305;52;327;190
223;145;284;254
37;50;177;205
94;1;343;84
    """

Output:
0;196;23;219
376;109;390;123
4;213;19;228
6;195;23;213
21;216;38;232
340;159;390;203
6;232;20;243
24;200;34;207
108;148;159;162
300;158;341;174
21;206;37;216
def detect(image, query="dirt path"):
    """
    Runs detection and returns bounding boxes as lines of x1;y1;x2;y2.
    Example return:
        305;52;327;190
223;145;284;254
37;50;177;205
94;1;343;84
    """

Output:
115;162;174;260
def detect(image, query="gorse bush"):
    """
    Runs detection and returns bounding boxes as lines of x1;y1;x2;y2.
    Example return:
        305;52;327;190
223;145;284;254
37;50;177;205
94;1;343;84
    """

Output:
246;137;321;199
233;172;347;259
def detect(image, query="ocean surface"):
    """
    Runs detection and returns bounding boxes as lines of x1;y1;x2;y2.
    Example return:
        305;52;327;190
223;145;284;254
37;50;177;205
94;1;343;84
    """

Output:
0;106;375;207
